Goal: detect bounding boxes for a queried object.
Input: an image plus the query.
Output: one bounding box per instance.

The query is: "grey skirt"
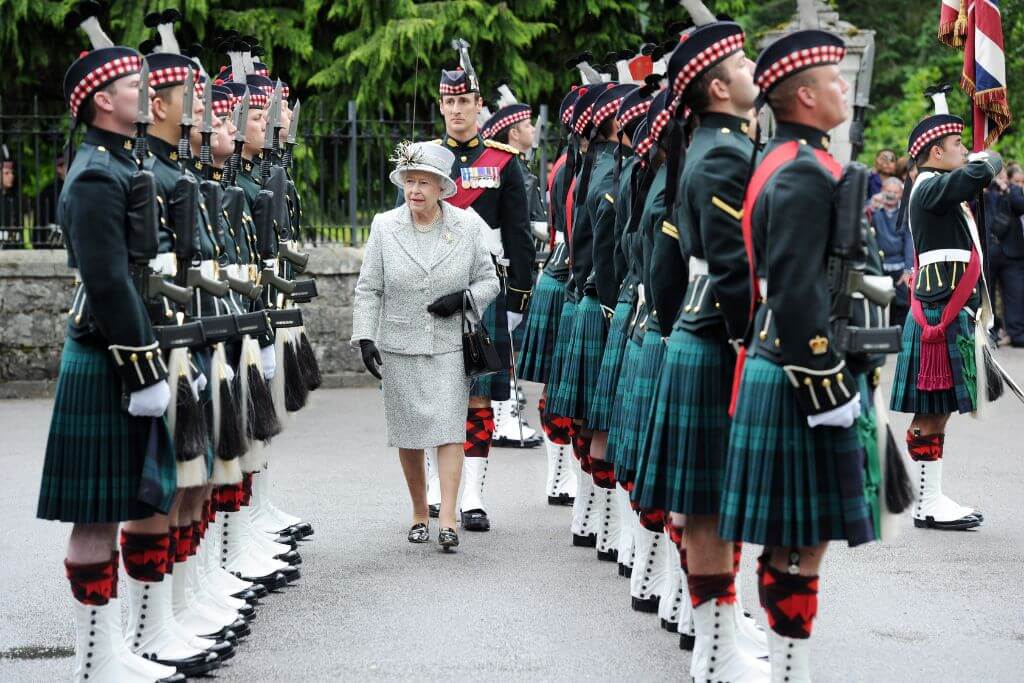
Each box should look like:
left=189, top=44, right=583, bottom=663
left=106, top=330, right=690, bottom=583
left=381, top=350, right=470, bottom=449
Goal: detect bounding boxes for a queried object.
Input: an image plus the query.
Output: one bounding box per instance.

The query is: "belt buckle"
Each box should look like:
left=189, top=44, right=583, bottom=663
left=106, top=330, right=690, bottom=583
left=249, top=264, right=258, bottom=282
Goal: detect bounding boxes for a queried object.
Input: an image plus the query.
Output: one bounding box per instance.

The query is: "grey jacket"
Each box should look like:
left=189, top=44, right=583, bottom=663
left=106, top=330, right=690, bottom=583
left=351, top=202, right=501, bottom=355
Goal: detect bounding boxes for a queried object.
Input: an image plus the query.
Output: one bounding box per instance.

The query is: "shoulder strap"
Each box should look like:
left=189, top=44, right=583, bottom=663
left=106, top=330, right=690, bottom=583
left=447, top=147, right=517, bottom=210
left=740, top=141, right=800, bottom=319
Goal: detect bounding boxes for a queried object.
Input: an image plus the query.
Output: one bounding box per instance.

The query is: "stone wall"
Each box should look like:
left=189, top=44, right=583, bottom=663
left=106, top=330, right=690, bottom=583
left=0, top=245, right=370, bottom=398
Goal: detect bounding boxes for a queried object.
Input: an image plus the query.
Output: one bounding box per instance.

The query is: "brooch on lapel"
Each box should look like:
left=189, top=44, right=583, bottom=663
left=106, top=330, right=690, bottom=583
left=444, top=231, right=453, bottom=242
left=461, top=166, right=501, bottom=188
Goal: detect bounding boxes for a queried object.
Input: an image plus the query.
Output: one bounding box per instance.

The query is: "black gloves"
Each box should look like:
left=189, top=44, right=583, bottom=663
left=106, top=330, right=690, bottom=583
left=359, top=339, right=382, bottom=379
left=427, top=291, right=465, bottom=318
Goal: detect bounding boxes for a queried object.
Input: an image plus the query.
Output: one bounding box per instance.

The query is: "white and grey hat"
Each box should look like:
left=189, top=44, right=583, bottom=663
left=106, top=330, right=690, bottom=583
left=389, top=141, right=458, bottom=199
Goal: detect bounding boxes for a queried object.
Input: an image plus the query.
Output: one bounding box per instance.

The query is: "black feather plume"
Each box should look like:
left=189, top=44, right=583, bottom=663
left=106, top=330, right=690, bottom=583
left=246, top=362, right=281, bottom=441
left=283, top=339, right=309, bottom=411
left=217, top=378, right=247, bottom=460
left=297, top=331, right=322, bottom=391
left=174, top=377, right=208, bottom=462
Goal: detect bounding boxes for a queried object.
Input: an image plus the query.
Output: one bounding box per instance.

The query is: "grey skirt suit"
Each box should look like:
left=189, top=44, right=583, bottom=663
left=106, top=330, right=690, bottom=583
left=351, top=203, right=500, bottom=448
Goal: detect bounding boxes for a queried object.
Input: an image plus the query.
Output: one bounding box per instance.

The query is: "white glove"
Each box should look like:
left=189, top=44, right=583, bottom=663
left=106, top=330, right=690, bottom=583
left=128, top=380, right=172, bottom=417
left=260, top=344, right=277, bottom=380
left=190, top=371, right=207, bottom=397
left=967, top=151, right=991, bottom=163
left=807, top=394, right=861, bottom=429
left=507, top=312, right=524, bottom=332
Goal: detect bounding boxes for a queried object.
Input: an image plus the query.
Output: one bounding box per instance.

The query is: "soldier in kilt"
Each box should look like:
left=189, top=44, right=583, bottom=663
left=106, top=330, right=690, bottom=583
left=889, top=102, right=1001, bottom=530
left=417, top=59, right=535, bottom=532
left=480, top=97, right=545, bottom=449
left=717, top=30, right=876, bottom=680
left=37, top=16, right=223, bottom=679
left=520, top=88, right=583, bottom=506
left=640, top=20, right=769, bottom=679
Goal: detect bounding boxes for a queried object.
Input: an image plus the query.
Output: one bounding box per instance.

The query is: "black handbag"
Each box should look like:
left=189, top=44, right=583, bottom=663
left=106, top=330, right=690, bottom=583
left=461, top=290, right=503, bottom=378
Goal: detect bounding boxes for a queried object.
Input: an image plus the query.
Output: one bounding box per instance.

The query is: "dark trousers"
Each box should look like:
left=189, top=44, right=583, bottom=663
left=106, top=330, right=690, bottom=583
left=990, top=250, right=1024, bottom=343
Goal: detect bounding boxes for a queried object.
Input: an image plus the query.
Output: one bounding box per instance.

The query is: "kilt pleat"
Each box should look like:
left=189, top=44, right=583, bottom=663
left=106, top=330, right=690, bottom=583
left=547, top=295, right=608, bottom=420
left=632, top=328, right=734, bottom=515
left=519, top=272, right=567, bottom=384
left=605, top=334, right=643, bottom=471
left=889, top=304, right=975, bottom=415
left=717, top=355, right=875, bottom=548
left=470, top=292, right=512, bottom=401
left=588, top=297, right=635, bottom=430
left=614, top=329, right=666, bottom=485
left=543, top=300, right=577, bottom=414
left=37, top=339, right=177, bottom=524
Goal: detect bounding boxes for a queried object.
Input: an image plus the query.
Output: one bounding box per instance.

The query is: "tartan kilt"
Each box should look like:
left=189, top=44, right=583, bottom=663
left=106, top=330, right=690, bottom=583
left=889, top=303, right=976, bottom=415
left=588, top=296, right=635, bottom=430
left=717, top=355, right=875, bottom=548
left=470, top=291, right=512, bottom=401
left=520, top=271, right=567, bottom=384
left=546, top=295, right=608, bottom=420
left=614, top=329, right=666, bottom=486
left=604, top=333, right=643, bottom=471
left=37, top=339, right=177, bottom=524
left=543, top=300, right=577, bottom=414
left=632, top=328, right=734, bottom=515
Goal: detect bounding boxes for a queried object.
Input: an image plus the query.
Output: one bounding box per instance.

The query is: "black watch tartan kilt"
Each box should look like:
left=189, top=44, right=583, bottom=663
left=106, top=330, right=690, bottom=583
left=632, top=326, right=734, bottom=515
left=618, top=328, right=667, bottom=489
left=37, top=339, right=177, bottom=524
left=604, top=332, right=643, bottom=474
left=519, top=271, right=567, bottom=384
left=589, top=281, right=637, bottom=431
left=470, top=291, right=512, bottom=402
left=543, top=299, right=578, bottom=413
left=546, top=294, right=608, bottom=420
left=717, top=354, right=875, bottom=548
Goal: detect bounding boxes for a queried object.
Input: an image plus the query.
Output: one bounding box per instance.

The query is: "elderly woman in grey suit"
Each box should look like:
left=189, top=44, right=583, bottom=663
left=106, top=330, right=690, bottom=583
left=351, top=141, right=500, bottom=549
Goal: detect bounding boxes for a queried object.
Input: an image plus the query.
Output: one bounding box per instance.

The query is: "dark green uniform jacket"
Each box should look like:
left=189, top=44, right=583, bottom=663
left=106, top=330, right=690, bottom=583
left=63, top=126, right=167, bottom=391
left=593, top=151, right=635, bottom=310
left=543, top=156, right=572, bottom=281
left=637, top=163, right=668, bottom=335
left=650, top=113, right=751, bottom=339
left=569, top=140, right=617, bottom=300
left=909, top=157, right=1000, bottom=306
left=748, top=122, right=855, bottom=416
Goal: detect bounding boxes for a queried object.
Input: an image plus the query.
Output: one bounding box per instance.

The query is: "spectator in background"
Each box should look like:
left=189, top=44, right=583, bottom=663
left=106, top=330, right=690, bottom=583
left=868, top=148, right=897, bottom=198
left=1, top=144, right=25, bottom=248
left=37, top=149, right=68, bottom=227
left=894, top=154, right=910, bottom=182
left=872, top=175, right=914, bottom=327
left=985, top=161, right=1024, bottom=347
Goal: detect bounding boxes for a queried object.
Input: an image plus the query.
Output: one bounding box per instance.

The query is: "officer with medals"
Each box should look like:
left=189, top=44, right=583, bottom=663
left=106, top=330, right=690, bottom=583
left=420, top=43, right=535, bottom=533
left=717, top=30, right=875, bottom=680
left=641, top=17, right=769, bottom=681
left=37, top=5, right=222, bottom=680
left=519, top=87, right=583, bottom=508
left=480, top=93, right=544, bottom=449
left=889, top=93, right=1001, bottom=531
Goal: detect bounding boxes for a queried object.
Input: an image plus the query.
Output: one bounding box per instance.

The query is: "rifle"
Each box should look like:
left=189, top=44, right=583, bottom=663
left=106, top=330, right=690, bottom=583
left=828, top=162, right=901, bottom=357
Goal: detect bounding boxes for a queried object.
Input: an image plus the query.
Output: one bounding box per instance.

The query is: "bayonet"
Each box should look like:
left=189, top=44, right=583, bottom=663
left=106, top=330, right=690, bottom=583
left=848, top=35, right=875, bottom=160
left=225, top=95, right=248, bottom=186
left=133, top=59, right=152, bottom=167
left=199, top=79, right=213, bottom=168
left=270, top=79, right=284, bottom=155
left=178, top=67, right=194, bottom=167
left=260, top=88, right=279, bottom=184
left=281, top=99, right=300, bottom=170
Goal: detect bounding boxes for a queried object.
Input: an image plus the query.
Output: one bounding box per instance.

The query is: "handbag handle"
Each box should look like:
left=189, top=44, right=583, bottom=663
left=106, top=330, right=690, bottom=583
left=460, top=289, right=478, bottom=335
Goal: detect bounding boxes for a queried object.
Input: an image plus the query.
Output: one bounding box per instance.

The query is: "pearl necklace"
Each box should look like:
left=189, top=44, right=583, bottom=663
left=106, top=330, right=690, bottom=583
left=413, top=206, right=442, bottom=233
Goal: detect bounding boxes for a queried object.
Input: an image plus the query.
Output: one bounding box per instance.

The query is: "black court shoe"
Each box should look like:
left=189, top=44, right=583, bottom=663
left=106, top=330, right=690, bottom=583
left=439, top=527, right=460, bottom=550
left=408, top=523, right=429, bottom=543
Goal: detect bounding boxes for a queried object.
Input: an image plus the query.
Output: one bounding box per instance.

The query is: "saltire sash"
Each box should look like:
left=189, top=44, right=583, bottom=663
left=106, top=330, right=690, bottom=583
left=447, top=147, right=516, bottom=210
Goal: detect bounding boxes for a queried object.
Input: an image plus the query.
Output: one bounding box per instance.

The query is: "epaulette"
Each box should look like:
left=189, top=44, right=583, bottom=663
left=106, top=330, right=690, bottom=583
left=483, top=139, right=518, bottom=155
left=430, top=138, right=442, bottom=145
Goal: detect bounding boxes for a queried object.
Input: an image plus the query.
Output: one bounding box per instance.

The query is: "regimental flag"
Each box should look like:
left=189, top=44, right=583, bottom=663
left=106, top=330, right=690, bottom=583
left=938, top=1, right=1011, bottom=150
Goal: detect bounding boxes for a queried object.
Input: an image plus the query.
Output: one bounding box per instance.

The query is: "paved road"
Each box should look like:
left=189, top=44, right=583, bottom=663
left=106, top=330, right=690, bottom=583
left=2, top=349, right=1024, bottom=682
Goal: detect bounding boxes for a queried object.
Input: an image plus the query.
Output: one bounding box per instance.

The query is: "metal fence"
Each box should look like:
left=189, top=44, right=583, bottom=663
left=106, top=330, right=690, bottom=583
left=0, top=100, right=557, bottom=249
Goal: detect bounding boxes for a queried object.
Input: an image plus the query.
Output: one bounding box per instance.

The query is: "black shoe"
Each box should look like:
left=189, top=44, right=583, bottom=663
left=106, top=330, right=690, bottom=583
left=156, top=672, right=186, bottom=683
left=280, top=565, right=301, bottom=583
left=204, top=638, right=235, bottom=662
left=274, top=549, right=302, bottom=565
left=237, top=603, right=256, bottom=621
left=428, top=504, right=440, bottom=519
left=272, top=533, right=299, bottom=549
left=660, top=618, right=678, bottom=632
left=439, top=527, right=460, bottom=550
left=913, top=513, right=983, bottom=530
left=618, top=563, right=632, bottom=578
left=678, top=631, right=696, bottom=651
left=547, top=494, right=575, bottom=506
left=461, top=508, right=491, bottom=532
left=572, top=533, right=597, bottom=547
left=408, top=522, right=430, bottom=543
left=278, top=522, right=314, bottom=539
left=233, top=587, right=262, bottom=604
left=235, top=569, right=288, bottom=591
left=203, top=618, right=249, bottom=641
left=149, top=650, right=220, bottom=676
left=597, top=548, right=618, bottom=562
left=631, top=595, right=659, bottom=613
left=492, top=433, right=543, bottom=448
